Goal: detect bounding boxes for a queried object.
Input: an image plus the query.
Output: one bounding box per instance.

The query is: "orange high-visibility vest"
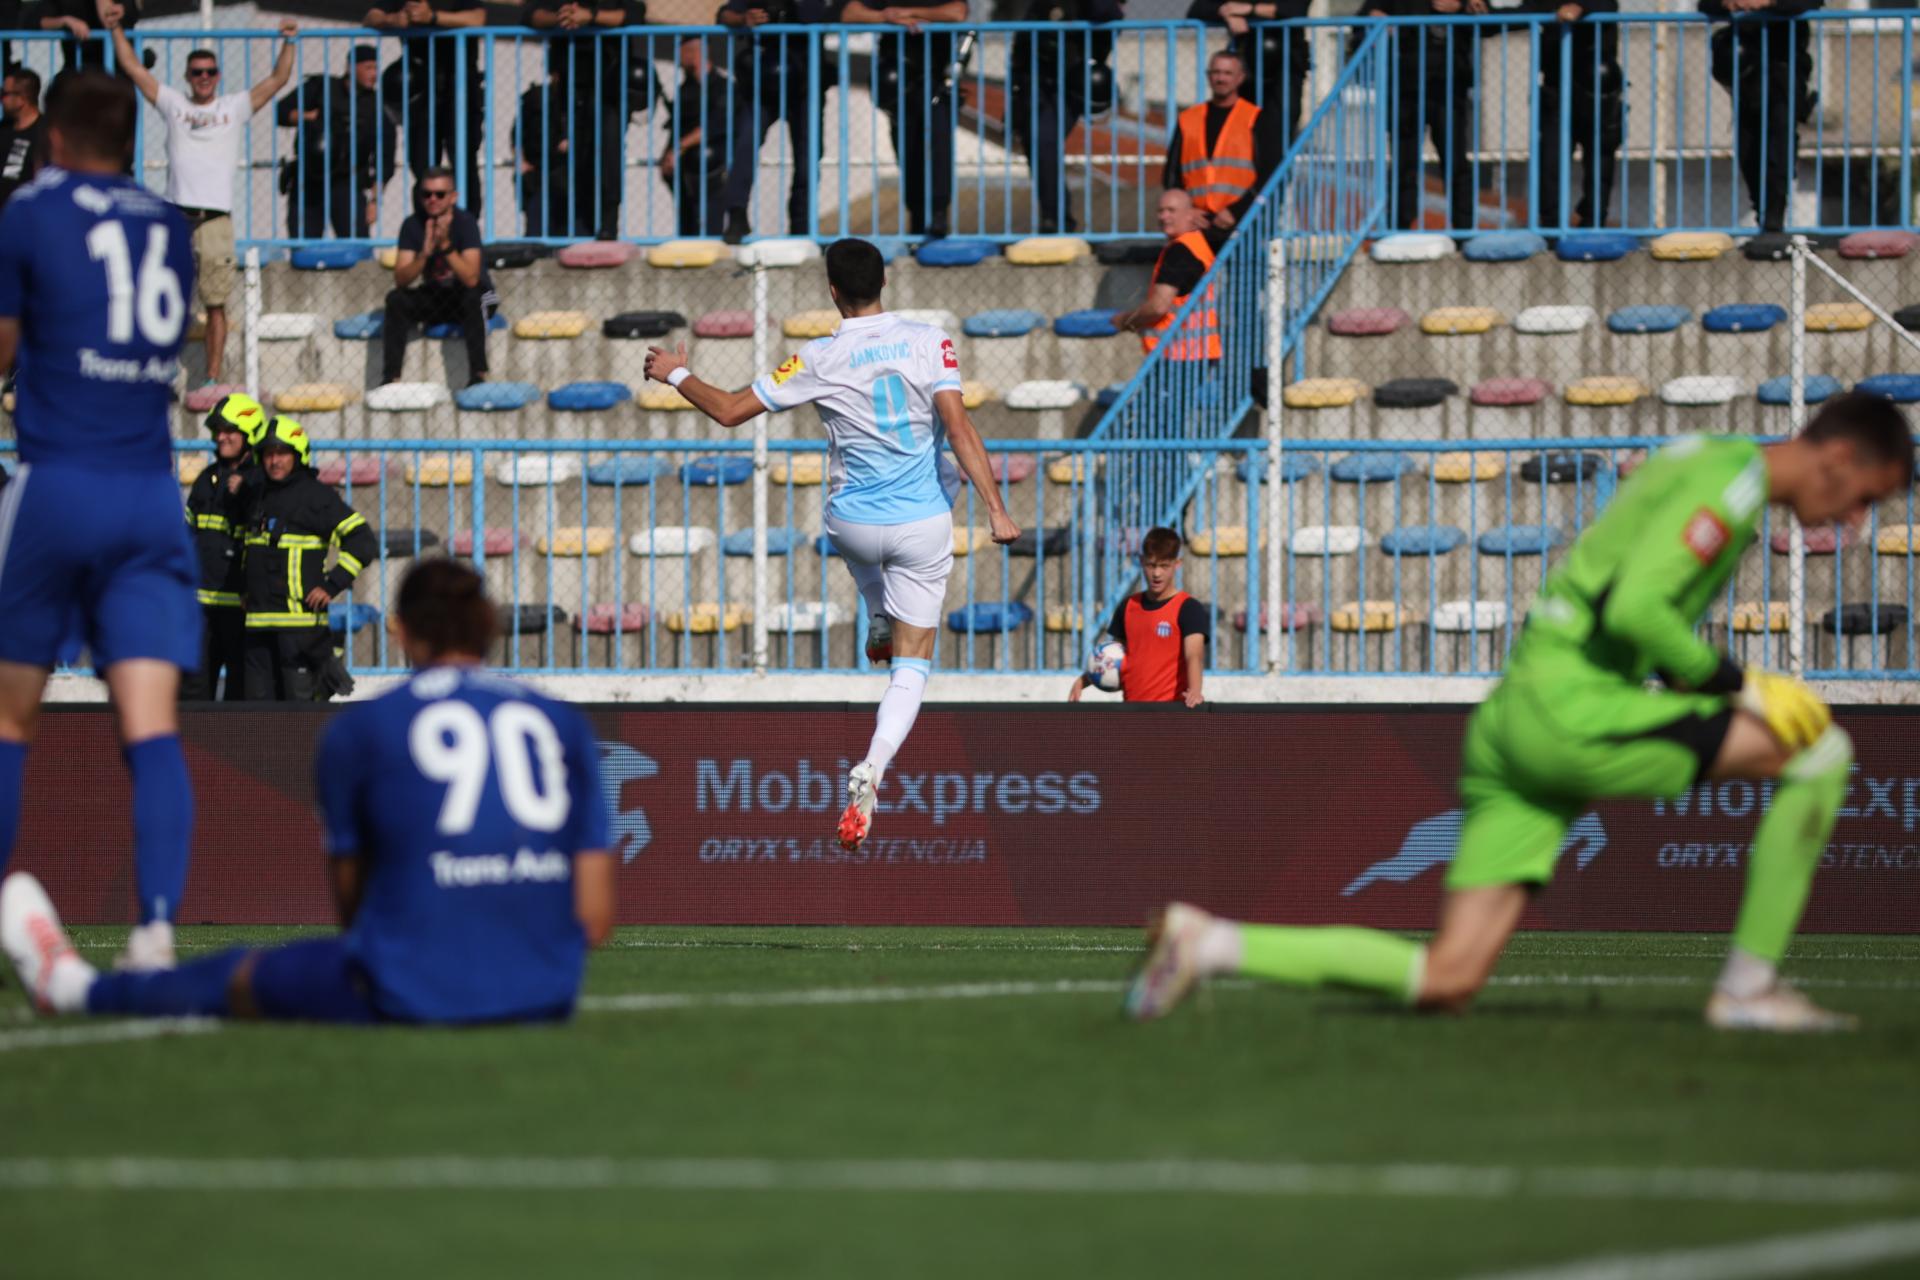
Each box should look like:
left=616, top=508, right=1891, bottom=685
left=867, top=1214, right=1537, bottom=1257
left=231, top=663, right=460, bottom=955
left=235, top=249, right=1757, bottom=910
left=1143, top=231, right=1222, bottom=361
left=1175, top=98, right=1260, bottom=214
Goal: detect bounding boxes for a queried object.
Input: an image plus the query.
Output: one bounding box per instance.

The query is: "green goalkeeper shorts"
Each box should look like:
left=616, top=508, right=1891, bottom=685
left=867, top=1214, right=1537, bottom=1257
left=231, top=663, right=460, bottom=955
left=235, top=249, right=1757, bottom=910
left=1447, top=666, right=1733, bottom=891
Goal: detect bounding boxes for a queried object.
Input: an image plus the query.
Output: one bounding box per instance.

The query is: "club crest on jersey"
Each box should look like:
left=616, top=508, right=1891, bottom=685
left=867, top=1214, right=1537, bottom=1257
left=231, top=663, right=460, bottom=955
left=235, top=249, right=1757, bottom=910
left=771, top=355, right=804, bottom=386
left=1683, top=507, right=1729, bottom=564
left=941, top=338, right=959, bottom=370
left=1155, top=621, right=1172, bottom=639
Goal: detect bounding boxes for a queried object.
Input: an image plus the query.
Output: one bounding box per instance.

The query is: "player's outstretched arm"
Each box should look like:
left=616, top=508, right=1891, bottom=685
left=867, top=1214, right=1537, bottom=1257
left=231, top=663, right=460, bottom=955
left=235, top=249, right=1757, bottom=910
left=643, top=342, right=766, bottom=429
left=574, top=851, right=616, bottom=947
left=249, top=23, right=301, bottom=115
left=934, top=389, right=1020, bottom=544
left=103, top=12, right=162, bottom=106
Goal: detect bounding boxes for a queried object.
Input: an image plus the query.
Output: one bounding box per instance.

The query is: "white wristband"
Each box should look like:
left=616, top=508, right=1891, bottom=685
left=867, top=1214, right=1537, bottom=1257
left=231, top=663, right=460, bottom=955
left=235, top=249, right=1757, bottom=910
left=666, top=367, right=692, bottom=389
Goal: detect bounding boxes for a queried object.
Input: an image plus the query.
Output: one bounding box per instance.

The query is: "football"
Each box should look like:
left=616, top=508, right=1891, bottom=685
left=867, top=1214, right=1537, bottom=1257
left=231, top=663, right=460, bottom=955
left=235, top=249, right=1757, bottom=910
left=1086, top=637, right=1126, bottom=692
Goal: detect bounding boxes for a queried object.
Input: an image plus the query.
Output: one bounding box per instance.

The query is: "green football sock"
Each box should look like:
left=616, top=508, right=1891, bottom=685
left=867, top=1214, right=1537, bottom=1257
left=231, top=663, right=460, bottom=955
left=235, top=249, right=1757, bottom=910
left=1236, top=925, right=1425, bottom=1003
left=1732, top=726, right=1853, bottom=964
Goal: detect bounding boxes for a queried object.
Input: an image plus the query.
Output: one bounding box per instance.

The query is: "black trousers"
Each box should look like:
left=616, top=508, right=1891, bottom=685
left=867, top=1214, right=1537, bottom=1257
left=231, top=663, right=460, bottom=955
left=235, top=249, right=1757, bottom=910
left=1711, top=26, right=1813, bottom=233
left=882, top=87, right=956, bottom=237
left=383, top=286, right=492, bottom=385
left=722, top=72, right=824, bottom=235
left=241, top=628, right=331, bottom=702
left=1247, top=30, right=1310, bottom=151
left=180, top=606, right=246, bottom=702
left=1010, top=84, right=1079, bottom=234
left=285, top=169, right=371, bottom=239
left=1389, top=34, right=1476, bottom=231
left=678, top=170, right=728, bottom=236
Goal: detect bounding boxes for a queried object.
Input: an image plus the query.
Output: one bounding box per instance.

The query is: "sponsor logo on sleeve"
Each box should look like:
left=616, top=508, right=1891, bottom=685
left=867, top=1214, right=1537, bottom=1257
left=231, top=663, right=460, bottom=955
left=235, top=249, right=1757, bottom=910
left=1683, top=507, right=1730, bottom=564
left=770, top=354, right=804, bottom=387
left=940, top=338, right=959, bottom=370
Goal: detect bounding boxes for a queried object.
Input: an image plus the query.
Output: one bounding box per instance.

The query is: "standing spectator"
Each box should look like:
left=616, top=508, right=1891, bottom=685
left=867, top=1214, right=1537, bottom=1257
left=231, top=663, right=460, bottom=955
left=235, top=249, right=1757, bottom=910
left=0, top=65, right=49, bottom=206
left=1703, top=0, right=1820, bottom=234
left=1010, top=0, right=1121, bottom=236
left=525, top=0, right=643, bottom=240
left=1532, top=0, right=1624, bottom=230
left=1067, top=528, right=1207, bottom=705
left=1112, top=188, right=1224, bottom=363
left=182, top=393, right=265, bottom=702
left=1370, top=0, right=1482, bottom=230
left=365, top=0, right=486, bottom=218
left=717, top=0, right=833, bottom=243
left=844, top=0, right=968, bottom=240
left=513, top=71, right=578, bottom=236
left=383, top=164, right=497, bottom=388
left=106, top=12, right=297, bottom=390
left=1162, top=50, right=1281, bottom=232
left=1190, top=0, right=1310, bottom=151
left=39, top=0, right=130, bottom=75
left=276, top=45, right=397, bottom=239
left=664, top=34, right=732, bottom=237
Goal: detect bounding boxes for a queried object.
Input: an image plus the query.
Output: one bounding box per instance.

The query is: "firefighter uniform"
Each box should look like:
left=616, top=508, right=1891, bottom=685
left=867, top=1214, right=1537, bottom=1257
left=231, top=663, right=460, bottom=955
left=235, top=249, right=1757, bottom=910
left=181, top=393, right=266, bottom=701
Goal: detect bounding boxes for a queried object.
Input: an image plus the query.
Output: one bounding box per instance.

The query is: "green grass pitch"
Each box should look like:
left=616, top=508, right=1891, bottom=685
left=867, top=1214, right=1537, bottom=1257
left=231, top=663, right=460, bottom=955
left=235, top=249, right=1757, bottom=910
left=2, top=927, right=1917, bottom=1279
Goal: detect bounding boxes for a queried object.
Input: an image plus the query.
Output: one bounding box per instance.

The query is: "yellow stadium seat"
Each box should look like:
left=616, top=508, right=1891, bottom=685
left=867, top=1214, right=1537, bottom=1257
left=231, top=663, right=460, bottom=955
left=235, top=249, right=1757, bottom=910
left=1731, top=601, right=1791, bottom=633
left=636, top=384, right=693, bottom=411
left=784, top=309, right=840, bottom=339
left=375, top=246, right=399, bottom=269
left=405, top=454, right=474, bottom=486
left=646, top=240, right=729, bottom=269
left=513, top=311, right=591, bottom=339
left=952, top=525, right=990, bottom=556
left=536, top=527, right=615, bottom=556
left=273, top=383, right=357, bottom=413
left=1432, top=451, right=1506, bottom=482
left=1804, top=303, right=1873, bottom=333
left=1565, top=376, right=1649, bottom=406
left=1875, top=524, right=1920, bottom=555
left=1187, top=526, right=1264, bottom=557
left=1047, top=456, right=1093, bottom=485
left=961, top=380, right=994, bottom=409
left=1649, top=232, right=1734, bottom=261
left=1045, top=606, right=1084, bottom=632
left=1282, top=378, right=1366, bottom=409
left=771, top=454, right=825, bottom=485
left=1332, top=600, right=1405, bottom=632
left=666, top=603, right=750, bottom=633
left=1004, top=236, right=1092, bottom=265
left=1420, top=307, right=1504, bottom=336
left=176, top=452, right=211, bottom=485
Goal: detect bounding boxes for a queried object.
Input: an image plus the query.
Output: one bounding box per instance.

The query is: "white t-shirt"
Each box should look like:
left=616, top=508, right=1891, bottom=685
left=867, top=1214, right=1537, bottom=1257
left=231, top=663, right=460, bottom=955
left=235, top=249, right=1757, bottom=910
left=751, top=311, right=965, bottom=526
left=153, top=86, right=253, bottom=212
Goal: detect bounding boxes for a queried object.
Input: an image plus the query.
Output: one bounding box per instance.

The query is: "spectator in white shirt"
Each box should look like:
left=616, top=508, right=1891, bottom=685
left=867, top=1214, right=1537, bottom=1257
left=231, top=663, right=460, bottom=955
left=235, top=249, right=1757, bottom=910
left=103, top=9, right=297, bottom=388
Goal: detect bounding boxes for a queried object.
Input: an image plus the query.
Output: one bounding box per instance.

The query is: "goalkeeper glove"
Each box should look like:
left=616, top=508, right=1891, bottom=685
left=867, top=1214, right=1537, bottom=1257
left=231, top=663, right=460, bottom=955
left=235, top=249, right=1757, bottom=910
left=1737, top=668, right=1832, bottom=753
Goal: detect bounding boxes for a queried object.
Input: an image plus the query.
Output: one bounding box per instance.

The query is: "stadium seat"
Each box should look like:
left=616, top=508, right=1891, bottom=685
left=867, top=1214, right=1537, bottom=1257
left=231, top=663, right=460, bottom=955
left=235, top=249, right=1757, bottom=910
left=1564, top=376, right=1647, bottom=406
left=587, top=456, right=671, bottom=486
left=498, top=604, right=564, bottom=635
left=1008, top=526, right=1072, bottom=557
left=945, top=601, right=1034, bottom=633
left=1431, top=450, right=1506, bottom=480
left=1660, top=376, right=1742, bottom=406
left=952, top=526, right=992, bottom=556
left=493, top=454, right=583, bottom=486
left=1895, top=304, right=1920, bottom=332
left=404, top=453, right=473, bottom=486
left=1420, top=307, right=1503, bottom=336
left=548, top=381, right=631, bottom=411
left=1769, top=524, right=1853, bottom=554
left=316, top=456, right=389, bottom=486
left=815, top=532, right=842, bottom=557
left=1520, top=450, right=1610, bottom=483
left=1477, top=524, right=1564, bottom=555
left=1095, top=383, right=1127, bottom=408
left=1821, top=603, right=1909, bottom=670
left=1053, top=309, right=1119, bottom=338
left=1837, top=230, right=1917, bottom=260
left=424, top=313, right=508, bottom=339
left=334, top=311, right=383, bottom=340
left=1512, top=305, right=1594, bottom=334
left=1856, top=373, right=1920, bottom=403
left=1370, top=233, right=1453, bottom=263
left=1236, top=454, right=1324, bottom=484
left=1469, top=377, right=1550, bottom=407
left=375, top=246, right=399, bottom=269
left=367, top=382, right=450, bottom=411
left=1554, top=232, right=1637, bottom=262
left=1381, top=524, right=1465, bottom=556
left=961, top=381, right=994, bottom=409
left=1431, top=599, right=1508, bottom=632
left=1462, top=230, right=1546, bottom=262
left=1331, top=452, right=1416, bottom=483
left=1649, top=231, right=1733, bottom=261
left=513, top=311, right=590, bottom=339
left=1232, top=603, right=1323, bottom=632
left=1327, top=307, right=1409, bottom=337
left=1702, top=303, right=1786, bottom=334
left=785, top=309, right=840, bottom=338
left=693, top=309, right=755, bottom=338
left=575, top=602, right=652, bottom=633
left=328, top=602, right=382, bottom=633
left=1006, top=380, right=1083, bottom=410
left=1757, top=374, right=1842, bottom=405
left=896, top=309, right=961, bottom=333
left=1005, top=237, right=1090, bottom=265
left=603, top=311, right=687, bottom=339
left=1608, top=305, right=1690, bottom=334
left=1876, top=525, right=1920, bottom=555
left=1046, top=456, right=1093, bottom=485
left=915, top=239, right=998, bottom=267
left=1290, top=525, right=1366, bottom=555
left=1282, top=377, right=1366, bottom=408
left=629, top=526, right=717, bottom=556
left=721, top=528, right=796, bottom=556
left=174, top=452, right=210, bottom=485
left=448, top=528, right=526, bottom=555
left=766, top=600, right=847, bottom=632
left=534, top=526, right=612, bottom=556
left=636, top=384, right=693, bottom=411
left=1731, top=601, right=1790, bottom=632
left=257, top=313, right=321, bottom=341
left=734, top=238, right=819, bottom=268
left=986, top=453, right=1040, bottom=483
left=1805, top=303, right=1873, bottom=333
left=1093, top=240, right=1163, bottom=266
left=770, top=454, right=826, bottom=485
left=681, top=455, right=755, bottom=486
left=1743, top=232, right=1793, bottom=262
left=1331, top=600, right=1404, bottom=630
left=183, top=383, right=242, bottom=415
left=964, top=309, right=1046, bottom=338
left=1373, top=378, right=1456, bottom=409
left=454, top=381, right=541, bottom=412
left=480, top=242, right=549, bottom=270
left=555, top=241, right=635, bottom=269
left=274, top=383, right=357, bottom=412
left=291, top=244, right=369, bottom=271
left=1187, top=526, right=1261, bottom=557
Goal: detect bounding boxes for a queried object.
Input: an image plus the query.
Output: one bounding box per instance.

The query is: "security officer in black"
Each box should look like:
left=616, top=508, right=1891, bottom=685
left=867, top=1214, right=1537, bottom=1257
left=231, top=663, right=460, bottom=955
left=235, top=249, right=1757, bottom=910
left=276, top=45, right=399, bottom=239
left=1530, top=0, right=1625, bottom=232
left=1701, top=0, right=1820, bottom=235
left=716, top=0, right=834, bottom=242
left=1368, top=0, right=1483, bottom=230
left=845, top=0, right=969, bottom=239
left=239, top=418, right=378, bottom=702
left=1011, top=0, right=1121, bottom=235
left=181, top=393, right=266, bottom=701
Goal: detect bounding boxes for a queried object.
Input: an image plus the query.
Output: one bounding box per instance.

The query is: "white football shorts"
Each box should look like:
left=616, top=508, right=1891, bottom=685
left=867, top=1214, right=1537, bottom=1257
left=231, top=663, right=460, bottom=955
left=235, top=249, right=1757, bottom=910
left=824, top=510, right=955, bottom=630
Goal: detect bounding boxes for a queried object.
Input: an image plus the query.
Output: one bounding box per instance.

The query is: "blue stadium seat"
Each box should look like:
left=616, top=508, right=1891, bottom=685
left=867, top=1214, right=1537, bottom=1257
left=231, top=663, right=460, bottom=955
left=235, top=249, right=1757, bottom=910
left=722, top=527, right=796, bottom=556
left=964, top=309, right=1046, bottom=338
left=682, top=455, right=755, bottom=486
left=455, top=381, right=541, bottom=411
left=1757, top=374, right=1842, bottom=405
left=548, top=381, right=632, bottom=411
left=1856, top=374, right=1920, bottom=404
left=334, top=311, right=384, bottom=340
left=1236, top=454, right=1324, bottom=484
left=946, top=601, right=1035, bottom=633
left=1608, top=305, right=1690, bottom=334
left=291, top=244, right=370, bottom=271
left=1462, top=231, right=1546, bottom=262
left=1095, top=382, right=1128, bottom=408
left=816, top=533, right=841, bottom=557
left=915, top=239, right=998, bottom=267
left=1555, top=233, right=1638, bottom=262
left=1702, top=303, right=1786, bottom=334
left=425, top=313, right=509, bottom=339
left=1054, top=309, right=1120, bottom=338
left=1331, top=451, right=1416, bottom=483
left=328, top=602, right=383, bottom=633
left=867, top=237, right=912, bottom=264
left=1380, top=524, right=1466, bottom=556
left=587, top=457, right=671, bottom=486
left=1477, top=524, right=1565, bottom=556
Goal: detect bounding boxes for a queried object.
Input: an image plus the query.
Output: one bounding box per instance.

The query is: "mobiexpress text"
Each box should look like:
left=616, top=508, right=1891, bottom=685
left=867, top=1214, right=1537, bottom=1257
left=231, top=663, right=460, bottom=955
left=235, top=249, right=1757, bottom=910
left=696, top=758, right=1101, bottom=826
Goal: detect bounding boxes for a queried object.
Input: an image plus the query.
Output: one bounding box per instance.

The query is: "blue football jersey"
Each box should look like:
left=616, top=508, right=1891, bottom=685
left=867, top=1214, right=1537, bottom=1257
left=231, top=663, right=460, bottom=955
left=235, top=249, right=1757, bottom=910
left=315, top=666, right=612, bottom=1024
left=0, top=168, right=196, bottom=471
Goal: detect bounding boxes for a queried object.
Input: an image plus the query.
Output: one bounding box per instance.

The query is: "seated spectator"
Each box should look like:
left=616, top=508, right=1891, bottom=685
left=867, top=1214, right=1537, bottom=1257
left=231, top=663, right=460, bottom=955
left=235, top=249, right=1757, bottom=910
left=663, top=34, right=731, bottom=237
left=1112, top=189, right=1225, bottom=365
left=276, top=45, right=396, bottom=238
left=382, top=165, right=498, bottom=388
left=1702, top=0, right=1819, bottom=233
left=0, top=65, right=49, bottom=206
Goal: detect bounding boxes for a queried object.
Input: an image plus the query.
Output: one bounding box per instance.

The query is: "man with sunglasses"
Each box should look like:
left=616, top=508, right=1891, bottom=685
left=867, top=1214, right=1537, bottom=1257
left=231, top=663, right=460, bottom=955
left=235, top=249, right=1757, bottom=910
left=382, top=164, right=496, bottom=389
left=0, top=67, right=49, bottom=208
left=107, top=11, right=298, bottom=389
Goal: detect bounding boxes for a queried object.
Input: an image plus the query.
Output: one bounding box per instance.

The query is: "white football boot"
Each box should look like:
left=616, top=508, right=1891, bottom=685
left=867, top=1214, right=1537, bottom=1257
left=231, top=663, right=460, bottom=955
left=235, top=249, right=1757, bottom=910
left=1, top=872, right=95, bottom=1014
left=1123, top=902, right=1215, bottom=1021
left=1706, top=984, right=1858, bottom=1033
left=115, top=920, right=176, bottom=973
left=838, top=762, right=879, bottom=853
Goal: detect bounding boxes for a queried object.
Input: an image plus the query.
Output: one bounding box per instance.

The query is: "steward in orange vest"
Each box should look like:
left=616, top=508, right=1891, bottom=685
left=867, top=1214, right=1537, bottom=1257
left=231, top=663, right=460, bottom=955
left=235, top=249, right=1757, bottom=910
left=1161, top=49, right=1281, bottom=229
left=1113, top=188, right=1226, bottom=362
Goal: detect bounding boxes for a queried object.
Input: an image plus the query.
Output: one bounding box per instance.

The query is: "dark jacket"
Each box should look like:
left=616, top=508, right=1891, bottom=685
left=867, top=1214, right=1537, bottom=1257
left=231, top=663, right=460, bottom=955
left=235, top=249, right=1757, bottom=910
left=185, top=455, right=260, bottom=608
left=276, top=73, right=397, bottom=185
left=239, top=467, right=376, bottom=630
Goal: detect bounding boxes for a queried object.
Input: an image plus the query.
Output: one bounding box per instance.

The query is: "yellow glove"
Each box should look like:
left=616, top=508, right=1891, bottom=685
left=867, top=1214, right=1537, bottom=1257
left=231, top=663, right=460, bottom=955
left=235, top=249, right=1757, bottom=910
left=1737, top=668, right=1832, bottom=752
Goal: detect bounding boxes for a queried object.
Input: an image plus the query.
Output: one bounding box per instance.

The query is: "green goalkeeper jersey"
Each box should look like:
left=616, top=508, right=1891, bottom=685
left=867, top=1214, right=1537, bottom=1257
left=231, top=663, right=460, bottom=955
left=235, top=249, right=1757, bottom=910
left=1509, top=435, right=1768, bottom=688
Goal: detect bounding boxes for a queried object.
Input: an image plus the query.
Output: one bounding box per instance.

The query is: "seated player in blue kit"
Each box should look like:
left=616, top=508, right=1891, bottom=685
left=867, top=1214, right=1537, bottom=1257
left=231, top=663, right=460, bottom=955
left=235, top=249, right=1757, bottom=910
left=2, top=560, right=617, bottom=1025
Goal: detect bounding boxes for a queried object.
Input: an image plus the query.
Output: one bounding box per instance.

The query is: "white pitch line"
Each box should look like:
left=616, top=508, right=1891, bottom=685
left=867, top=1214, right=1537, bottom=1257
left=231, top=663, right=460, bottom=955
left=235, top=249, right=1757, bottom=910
left=580, top=978, right=1124, bottom=1012
left=0, top=1157, right=1911, bottom=1206
left=0, top=1018, right=219, bottom=1055
left=1464, top=1217, right=1920, bottom=1280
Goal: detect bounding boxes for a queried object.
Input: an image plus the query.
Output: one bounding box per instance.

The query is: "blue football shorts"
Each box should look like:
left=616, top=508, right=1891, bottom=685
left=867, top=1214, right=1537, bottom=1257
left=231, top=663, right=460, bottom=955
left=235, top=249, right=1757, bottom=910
left=249, top=937, right=381, bottom=1024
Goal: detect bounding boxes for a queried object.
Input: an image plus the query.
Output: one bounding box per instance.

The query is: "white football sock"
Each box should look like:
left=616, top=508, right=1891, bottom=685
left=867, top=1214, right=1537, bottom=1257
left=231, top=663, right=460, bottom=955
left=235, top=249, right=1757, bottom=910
left=47, top=955, right=97, bottom=1015
left=863, top=658, right=931, bottom=777
left=1715, top=946, right=1778, bottom=1000
left=1195, top=920, right=1244, bottom=975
